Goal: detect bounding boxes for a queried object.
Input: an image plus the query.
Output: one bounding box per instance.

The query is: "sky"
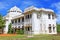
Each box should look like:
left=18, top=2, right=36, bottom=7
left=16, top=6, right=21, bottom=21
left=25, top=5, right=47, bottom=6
left=0, top=0, right=60, bottom=23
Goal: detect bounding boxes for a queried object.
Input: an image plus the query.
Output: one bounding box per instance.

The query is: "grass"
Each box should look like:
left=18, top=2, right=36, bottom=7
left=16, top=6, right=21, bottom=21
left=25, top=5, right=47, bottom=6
left=0, top=34, right=60, bottom=40
left=25, top=34, right=60, bottom=40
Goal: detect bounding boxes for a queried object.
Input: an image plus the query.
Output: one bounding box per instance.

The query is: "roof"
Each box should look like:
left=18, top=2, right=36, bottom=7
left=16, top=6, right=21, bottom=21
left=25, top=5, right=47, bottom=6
left=12, top=14, right=24, bottom=20
left=8, top=6, right=22, bottom=13
left=24, top=6, right=54, bottom=13
left=4, top=6, right=56, bottom=20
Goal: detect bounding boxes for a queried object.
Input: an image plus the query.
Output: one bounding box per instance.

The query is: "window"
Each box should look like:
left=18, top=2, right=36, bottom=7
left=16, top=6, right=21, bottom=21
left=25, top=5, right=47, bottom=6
left=48, top=24, right=52, bottom=33
left=49, top=24, right=51, bottom=27
left=22, top=17, right=24, bottom=22
left=52, top=14, right=54, bottom=19
left=27, top=27, right=30, bottom=31
left=26, top=15, right=29, bottom=19
left=28, top=15, right=29, bottom=18
left=48, top=27, right=51, bottom=33
left=53, top=24, right=55, bottom=32
left=15, top=19, right=17, bottom=23
left=11, top=20, right=14, bottom=24
left=30, top=14, right=32, bottom=18
left=18, top=26, right=20, bottom=28
left=18, top=18, right=20, bottom=23
left=37, top=14, right=41, bottom=19
left=17, top=11, right=21, bottom=13
left=25, top=15, right=27, bottom=19
left=53, top=27, right=55, bottom=32
left=48, top=14, right=51, bottom=19
left=10, top=11, right=16, bottom=12
left=25, top=14, right=32, bottom=19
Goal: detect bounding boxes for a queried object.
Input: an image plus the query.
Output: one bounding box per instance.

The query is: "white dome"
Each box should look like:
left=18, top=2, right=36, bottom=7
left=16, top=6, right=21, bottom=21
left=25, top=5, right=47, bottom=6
left=8, top=6, right=22, bottom=13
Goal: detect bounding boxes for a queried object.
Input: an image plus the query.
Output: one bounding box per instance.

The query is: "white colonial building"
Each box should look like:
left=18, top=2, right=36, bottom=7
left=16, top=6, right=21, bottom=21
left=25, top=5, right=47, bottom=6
left=3, top=6, right=57, bottom=35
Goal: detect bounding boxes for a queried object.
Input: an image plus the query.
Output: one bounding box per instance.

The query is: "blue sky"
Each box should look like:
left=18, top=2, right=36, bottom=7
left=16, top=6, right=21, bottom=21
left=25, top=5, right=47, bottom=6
left=0, top=0, right=60, bottom=23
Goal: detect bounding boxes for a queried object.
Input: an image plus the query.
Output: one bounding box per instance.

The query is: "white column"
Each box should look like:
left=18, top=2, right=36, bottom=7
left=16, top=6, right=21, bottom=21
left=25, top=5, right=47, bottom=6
left=55, top=27, right=57, bottom=34
left=51, top=26, right=53, bottom=34
left=14, top=20, right=15, bottom=28
left=17, top=19, right=18, bottom=28
left=4, top=18, right=11, bottom=34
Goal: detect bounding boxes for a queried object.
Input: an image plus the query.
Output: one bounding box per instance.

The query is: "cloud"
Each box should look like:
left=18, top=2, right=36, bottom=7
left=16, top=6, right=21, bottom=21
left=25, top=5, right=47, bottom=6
left=51, top=2, right=60, bottom=24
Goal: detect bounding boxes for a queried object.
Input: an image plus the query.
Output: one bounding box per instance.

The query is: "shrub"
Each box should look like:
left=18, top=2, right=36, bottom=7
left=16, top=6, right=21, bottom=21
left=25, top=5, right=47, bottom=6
left=57, top=24, right=60, bottom=33
left=16, top=29, right=24, bottom=34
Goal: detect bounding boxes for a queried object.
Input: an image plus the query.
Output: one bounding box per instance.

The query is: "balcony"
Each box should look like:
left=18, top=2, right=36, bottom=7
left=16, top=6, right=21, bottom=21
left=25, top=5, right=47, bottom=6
left=24, top=18, right=32, bottom=26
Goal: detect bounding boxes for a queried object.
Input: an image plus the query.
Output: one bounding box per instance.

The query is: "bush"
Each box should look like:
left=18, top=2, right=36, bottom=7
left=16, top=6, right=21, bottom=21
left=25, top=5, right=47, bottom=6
left=20, top=29, right=24, bottom=34
left=16, top=29, right=24, bottom=34
left=57, top=24, right=60, bottom=33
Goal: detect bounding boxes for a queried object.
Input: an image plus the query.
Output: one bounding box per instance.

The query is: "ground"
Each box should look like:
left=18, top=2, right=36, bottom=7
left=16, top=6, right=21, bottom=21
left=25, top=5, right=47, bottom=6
left=0, top=34, right=60, bottom=40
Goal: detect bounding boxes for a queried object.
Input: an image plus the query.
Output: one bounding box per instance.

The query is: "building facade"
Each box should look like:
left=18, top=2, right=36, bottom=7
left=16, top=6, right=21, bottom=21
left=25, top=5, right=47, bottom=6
left=3, top=6, right=57, bottom=35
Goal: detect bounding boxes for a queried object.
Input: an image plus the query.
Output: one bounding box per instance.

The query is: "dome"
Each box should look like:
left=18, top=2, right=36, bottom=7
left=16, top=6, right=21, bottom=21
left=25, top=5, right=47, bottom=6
left=8, top=6, right=22, bottom=13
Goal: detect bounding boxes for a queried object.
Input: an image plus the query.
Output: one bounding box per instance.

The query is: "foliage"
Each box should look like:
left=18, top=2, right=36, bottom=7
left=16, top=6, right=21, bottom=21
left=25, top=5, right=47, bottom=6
left=8, top=23, right=13, bottom=34
left=57, top=24, right=60, bottom=32
left=0, top=15, right=5, bottom=28
left=19, top=29, right=24, bottom=34
left=16, top=29, right=20, bottom=34
left=16, top=29, right=24, bottom=34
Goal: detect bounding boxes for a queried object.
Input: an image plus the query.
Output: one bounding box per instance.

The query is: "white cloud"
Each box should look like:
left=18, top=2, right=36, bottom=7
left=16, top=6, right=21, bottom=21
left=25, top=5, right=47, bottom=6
left=51, top=2, right=60, bottom=23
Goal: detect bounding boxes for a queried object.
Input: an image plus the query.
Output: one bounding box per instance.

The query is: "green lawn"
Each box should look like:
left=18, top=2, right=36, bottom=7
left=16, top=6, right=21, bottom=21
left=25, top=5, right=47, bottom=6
left=0, top=34, right=60, bottom=40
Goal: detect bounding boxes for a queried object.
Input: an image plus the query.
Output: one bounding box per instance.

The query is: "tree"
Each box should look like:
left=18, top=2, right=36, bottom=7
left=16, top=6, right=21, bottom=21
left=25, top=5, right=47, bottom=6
left=8, top=23, right=13, bottom=34
left=0, top=15, right=5, bottom=28
left=57, top=24, right=60, bottom=32
left=0, top=14, right=5, bottom=33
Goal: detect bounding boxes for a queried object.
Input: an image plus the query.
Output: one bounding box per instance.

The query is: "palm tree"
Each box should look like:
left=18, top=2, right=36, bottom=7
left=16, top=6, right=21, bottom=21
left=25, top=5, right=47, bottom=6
left=0, top=14, right=5, bottom=33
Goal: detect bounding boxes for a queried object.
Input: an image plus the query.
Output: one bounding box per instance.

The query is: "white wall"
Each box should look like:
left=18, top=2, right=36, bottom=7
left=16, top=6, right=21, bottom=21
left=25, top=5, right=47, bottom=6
left=32, top=11, right=57, bottom=34
left=32, top=12, right=40, bottom=34
left=41, top=12, right=57, bottom=34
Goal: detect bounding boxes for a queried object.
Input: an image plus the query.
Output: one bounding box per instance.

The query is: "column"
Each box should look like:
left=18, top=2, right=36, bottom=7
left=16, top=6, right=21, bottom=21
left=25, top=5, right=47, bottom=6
left=55, top=27, right=57, bottom=34
left=17, top=19, right=18, bottom=28
left=51, top=26, right=53, bottom=34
